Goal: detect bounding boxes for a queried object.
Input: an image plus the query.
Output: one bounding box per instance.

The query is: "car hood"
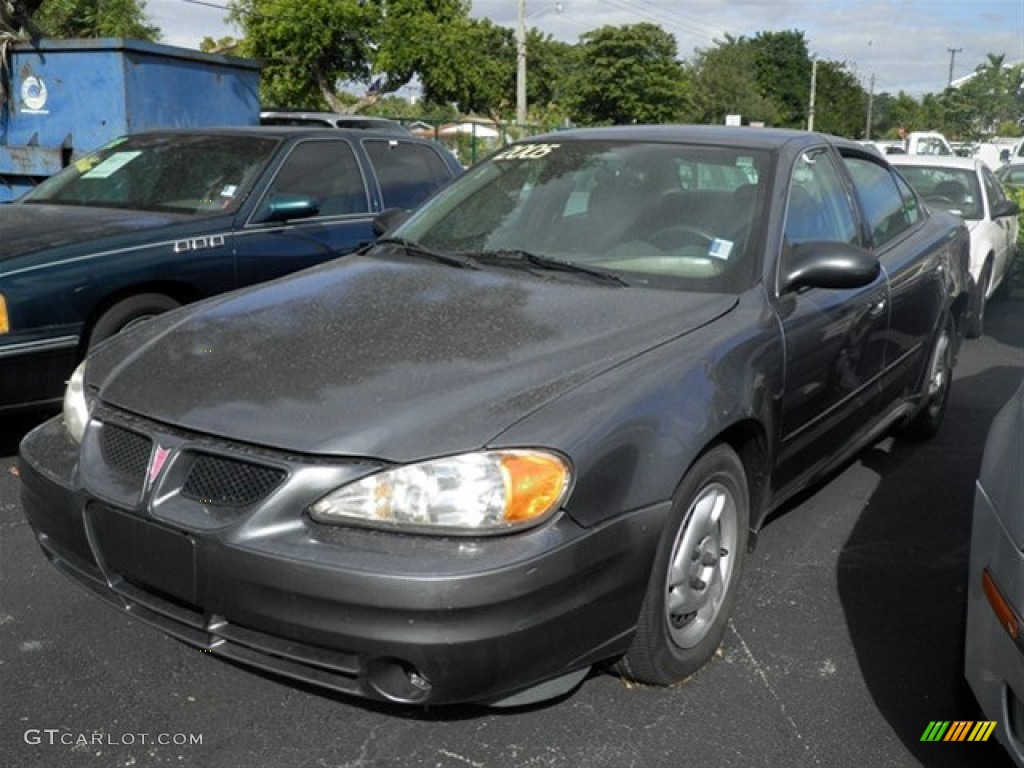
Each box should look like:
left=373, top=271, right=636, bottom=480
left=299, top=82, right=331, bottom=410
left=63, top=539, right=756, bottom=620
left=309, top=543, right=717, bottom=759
left=0, top=204, right=192, bottom=261
left=89, top=254, right=738, bottom=461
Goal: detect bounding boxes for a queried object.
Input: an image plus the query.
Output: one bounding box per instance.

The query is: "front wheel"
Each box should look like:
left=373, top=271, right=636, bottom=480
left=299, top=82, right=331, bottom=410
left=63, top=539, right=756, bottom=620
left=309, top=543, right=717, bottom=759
left=617, top=444, right=750, bottom=685
left=967, top=260, right=992, bottom=339
left=87, top=294, right=182, bottom=350
left=902, top=316, right=954, bottom=439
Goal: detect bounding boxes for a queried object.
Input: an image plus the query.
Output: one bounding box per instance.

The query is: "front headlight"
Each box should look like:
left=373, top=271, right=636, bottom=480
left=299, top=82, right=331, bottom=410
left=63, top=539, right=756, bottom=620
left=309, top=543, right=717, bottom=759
left=309, top=450, right=571, bottom=534
left=62, top=361, right=91, bottom=443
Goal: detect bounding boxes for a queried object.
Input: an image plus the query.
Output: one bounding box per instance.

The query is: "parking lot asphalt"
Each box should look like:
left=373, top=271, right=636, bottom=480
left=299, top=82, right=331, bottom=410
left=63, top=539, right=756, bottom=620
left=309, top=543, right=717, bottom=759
left=2, top=295, right=1021, bottom=768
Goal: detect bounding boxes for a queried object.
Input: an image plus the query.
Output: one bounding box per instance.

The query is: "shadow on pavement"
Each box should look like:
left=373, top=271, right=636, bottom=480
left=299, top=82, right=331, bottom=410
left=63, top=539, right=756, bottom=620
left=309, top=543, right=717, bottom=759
left=837, top=347, right=1021, bottom=766
left=985, top=291, right=1024, bottom=349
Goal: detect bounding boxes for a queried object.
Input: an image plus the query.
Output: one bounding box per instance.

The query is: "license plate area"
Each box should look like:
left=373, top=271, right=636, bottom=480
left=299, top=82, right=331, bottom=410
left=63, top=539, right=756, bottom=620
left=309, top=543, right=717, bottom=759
left=87, top=504, right=198, bottom=605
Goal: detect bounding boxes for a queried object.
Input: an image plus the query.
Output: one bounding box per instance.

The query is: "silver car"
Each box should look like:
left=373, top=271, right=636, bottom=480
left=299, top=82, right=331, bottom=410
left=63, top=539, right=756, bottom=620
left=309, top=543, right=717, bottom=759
left=965, top=379, right=1024, bottom=764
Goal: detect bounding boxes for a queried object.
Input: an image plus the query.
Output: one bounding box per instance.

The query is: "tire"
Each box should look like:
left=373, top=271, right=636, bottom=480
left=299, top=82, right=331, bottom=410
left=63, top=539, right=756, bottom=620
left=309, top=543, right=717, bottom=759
left=617, top=444, right=750, bottom=685
left=88, top=294, right=181, bottom=349
left=902, top=315, right=954, bottom=440
left=967, top=260, right=992, bottom=339
left=992, top=254, right=1015, bottom=301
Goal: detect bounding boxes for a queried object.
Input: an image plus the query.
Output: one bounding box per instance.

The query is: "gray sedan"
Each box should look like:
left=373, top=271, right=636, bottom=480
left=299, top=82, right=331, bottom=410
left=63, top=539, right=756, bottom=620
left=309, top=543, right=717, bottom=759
left=20, top=126, right=971, bottom=707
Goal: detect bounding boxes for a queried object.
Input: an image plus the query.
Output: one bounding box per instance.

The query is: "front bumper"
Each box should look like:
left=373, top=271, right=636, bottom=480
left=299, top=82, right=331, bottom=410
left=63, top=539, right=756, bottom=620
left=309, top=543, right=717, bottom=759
left=965, top=481, right=1024, bottom=765
left=19, top=412, right=668, bottom=706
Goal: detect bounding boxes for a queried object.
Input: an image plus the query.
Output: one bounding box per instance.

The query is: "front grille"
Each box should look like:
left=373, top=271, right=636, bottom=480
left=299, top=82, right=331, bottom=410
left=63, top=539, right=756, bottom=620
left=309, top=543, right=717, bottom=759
left=100, top=424, right=152, bottom=481
left=181, top=454, right=286, bottom=507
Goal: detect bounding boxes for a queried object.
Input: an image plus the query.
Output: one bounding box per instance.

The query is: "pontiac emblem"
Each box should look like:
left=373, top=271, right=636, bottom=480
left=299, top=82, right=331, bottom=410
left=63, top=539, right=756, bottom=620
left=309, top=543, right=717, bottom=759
left=146, top=445, right=172, bottom=490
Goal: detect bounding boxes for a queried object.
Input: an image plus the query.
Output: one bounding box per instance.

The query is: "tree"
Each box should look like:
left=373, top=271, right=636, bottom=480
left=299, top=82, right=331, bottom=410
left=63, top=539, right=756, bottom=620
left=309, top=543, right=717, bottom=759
left=411, top=16, right=514, bottom=119
left=749, top=30, right=811, bottom=128
left=812, top=59, right=867, bottom=138
left=953, top=54, right=1024, bottom=136
left=523, top=31, right=575, bottom=116
left=566, top=23, right=693, bottom=126
left=690, top=35, right=781, bottom=126
left=230, top=0, right=472, bottom=112
left=199, top=36, right=242, bottom=54
left=871, top=91, right=921, bottom=138
left=2, top=1, right=44, bottom=36
left=33, top=0, right=160, bottom=40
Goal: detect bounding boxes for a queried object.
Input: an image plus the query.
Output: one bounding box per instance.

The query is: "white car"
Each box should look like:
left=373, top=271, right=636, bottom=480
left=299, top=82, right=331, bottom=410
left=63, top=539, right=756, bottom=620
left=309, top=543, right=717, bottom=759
left=890, top=155, right=1019, bottom=337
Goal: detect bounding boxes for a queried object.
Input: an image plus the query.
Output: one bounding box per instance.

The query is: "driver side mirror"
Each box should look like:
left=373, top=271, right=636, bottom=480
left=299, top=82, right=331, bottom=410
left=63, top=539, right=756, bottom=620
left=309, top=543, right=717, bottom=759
left=257, top=194, right=320, bottom=223
left=992, top=199, right=1020, bottom=219
left=780, top=242, right=881, bottom=294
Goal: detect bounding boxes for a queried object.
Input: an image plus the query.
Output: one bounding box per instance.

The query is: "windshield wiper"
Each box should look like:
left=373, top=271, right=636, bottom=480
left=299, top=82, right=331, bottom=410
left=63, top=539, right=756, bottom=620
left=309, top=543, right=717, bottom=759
left=466, top=249, right=627, bottom=286
left=376, top=237, right=479, bottom=270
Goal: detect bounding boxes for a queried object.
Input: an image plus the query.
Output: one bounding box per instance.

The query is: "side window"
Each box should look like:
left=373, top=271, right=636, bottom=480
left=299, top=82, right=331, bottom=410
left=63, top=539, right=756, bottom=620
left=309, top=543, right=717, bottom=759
left=784, top=148, right=859, bottom=246
left=843, top=155, right=914, bottom=248
left=893, top=172, right=920, bottom=227
left=981, top=166, right=1008, bottom=212
left=363, top=140, right=455, bottom=210
left=259, top=140, right=369, bottom=220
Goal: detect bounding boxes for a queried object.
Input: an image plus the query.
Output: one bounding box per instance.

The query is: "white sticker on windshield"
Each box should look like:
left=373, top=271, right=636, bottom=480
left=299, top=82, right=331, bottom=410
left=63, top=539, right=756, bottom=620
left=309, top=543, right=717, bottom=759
left=82, top=151, right=142, bottom=179
left=708, top=239, right=734, bottom=260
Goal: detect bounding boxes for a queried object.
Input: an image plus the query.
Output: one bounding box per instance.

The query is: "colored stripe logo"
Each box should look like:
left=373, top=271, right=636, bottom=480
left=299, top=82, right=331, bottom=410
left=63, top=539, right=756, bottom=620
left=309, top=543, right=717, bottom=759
left=920, top=721, right=997, bottom=742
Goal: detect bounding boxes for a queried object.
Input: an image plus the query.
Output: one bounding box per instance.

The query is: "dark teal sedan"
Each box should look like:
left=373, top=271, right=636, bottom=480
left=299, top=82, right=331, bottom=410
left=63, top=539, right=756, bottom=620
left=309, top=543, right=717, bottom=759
left=0, top=127, right=462, bottom=412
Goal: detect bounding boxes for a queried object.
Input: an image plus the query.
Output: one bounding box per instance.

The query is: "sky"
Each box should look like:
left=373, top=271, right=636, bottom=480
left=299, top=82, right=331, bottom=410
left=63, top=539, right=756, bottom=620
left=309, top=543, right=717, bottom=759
left=148, top=0, right=1024, bottom=97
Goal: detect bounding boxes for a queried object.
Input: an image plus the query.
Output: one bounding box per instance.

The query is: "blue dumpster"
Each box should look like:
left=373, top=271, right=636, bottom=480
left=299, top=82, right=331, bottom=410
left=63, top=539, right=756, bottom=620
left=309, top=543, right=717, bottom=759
left=0, top=38, right=260, bottom=202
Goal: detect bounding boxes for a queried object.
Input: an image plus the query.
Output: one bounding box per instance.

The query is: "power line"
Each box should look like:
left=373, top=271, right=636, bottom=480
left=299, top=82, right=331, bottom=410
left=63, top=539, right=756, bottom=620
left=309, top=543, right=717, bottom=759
left=594, top=0, right=724, bottom=44
left=178, top=0, right=231, bottom=11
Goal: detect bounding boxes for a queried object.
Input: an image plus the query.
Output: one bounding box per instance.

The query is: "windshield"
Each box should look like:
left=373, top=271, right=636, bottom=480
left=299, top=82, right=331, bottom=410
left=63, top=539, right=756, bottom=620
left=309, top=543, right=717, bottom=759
left=394, top=140, right=771, bottom=292
left=896, top=166, right=983, bottom=220
left=22, top=133, right=279, bottom=215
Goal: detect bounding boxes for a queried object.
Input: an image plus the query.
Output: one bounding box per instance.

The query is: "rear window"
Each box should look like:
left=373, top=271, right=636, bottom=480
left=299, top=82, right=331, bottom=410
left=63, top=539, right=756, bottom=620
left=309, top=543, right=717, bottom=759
left=895, top=166, right=983, bottom=220
left=363, top=140, right=455, bottom=210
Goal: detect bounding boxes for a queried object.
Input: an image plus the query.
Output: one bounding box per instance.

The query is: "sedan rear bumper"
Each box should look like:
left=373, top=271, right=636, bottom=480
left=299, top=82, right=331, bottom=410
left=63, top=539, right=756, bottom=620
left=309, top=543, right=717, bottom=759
left=20, top=415, right=669, bottom=706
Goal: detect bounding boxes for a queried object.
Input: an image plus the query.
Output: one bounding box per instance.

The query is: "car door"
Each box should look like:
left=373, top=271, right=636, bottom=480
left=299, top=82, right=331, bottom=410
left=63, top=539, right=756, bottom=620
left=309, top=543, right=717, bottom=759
left=773, top=146, right=889, bottom=493
left=235, top=138, right=377, bottom=287
left=842, top=152, right=945, bottom=406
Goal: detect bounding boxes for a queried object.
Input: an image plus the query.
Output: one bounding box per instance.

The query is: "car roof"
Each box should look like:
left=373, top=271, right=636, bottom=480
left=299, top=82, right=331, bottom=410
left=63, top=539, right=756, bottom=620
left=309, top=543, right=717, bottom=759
left=528, top=124, right=864, bottom=153
left=260, top=110, right=395, bottom=120
left=120, top=126, right=429, bottom=142
left=259, top=111, right=410, bottom=130
left=886, top=154, right=980, bottom=171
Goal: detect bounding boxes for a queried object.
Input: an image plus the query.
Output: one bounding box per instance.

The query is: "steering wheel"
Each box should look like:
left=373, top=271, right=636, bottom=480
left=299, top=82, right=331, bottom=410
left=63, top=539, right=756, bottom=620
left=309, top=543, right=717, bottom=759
left=648, top=225, right=716, bottom=251
left=924, top=195, right=956, bottom=207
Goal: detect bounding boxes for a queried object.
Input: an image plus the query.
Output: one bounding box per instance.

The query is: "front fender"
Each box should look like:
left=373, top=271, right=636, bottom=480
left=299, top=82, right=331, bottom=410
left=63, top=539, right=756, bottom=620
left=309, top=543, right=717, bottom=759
left=489, top=292, right=783, bottom=529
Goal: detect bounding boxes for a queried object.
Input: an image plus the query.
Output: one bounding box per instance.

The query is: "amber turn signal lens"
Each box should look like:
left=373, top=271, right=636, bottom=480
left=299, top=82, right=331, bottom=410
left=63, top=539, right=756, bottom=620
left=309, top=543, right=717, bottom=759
left=500, top=452, right=570, bottom=523
left=982, top=568, right=1020, bottom=641
left=0, top=294, right=9, bottom=333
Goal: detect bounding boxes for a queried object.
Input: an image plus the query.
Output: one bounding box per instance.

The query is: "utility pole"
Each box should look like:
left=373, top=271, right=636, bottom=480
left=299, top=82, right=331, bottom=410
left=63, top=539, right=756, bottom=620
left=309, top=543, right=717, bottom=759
left=865, top=73, right=875, bottom=139
left=807, top=57, right=817, bottom=131
left=947, top=47, right=962, bottom=88
left=516, top=0, right=527, bottom=127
